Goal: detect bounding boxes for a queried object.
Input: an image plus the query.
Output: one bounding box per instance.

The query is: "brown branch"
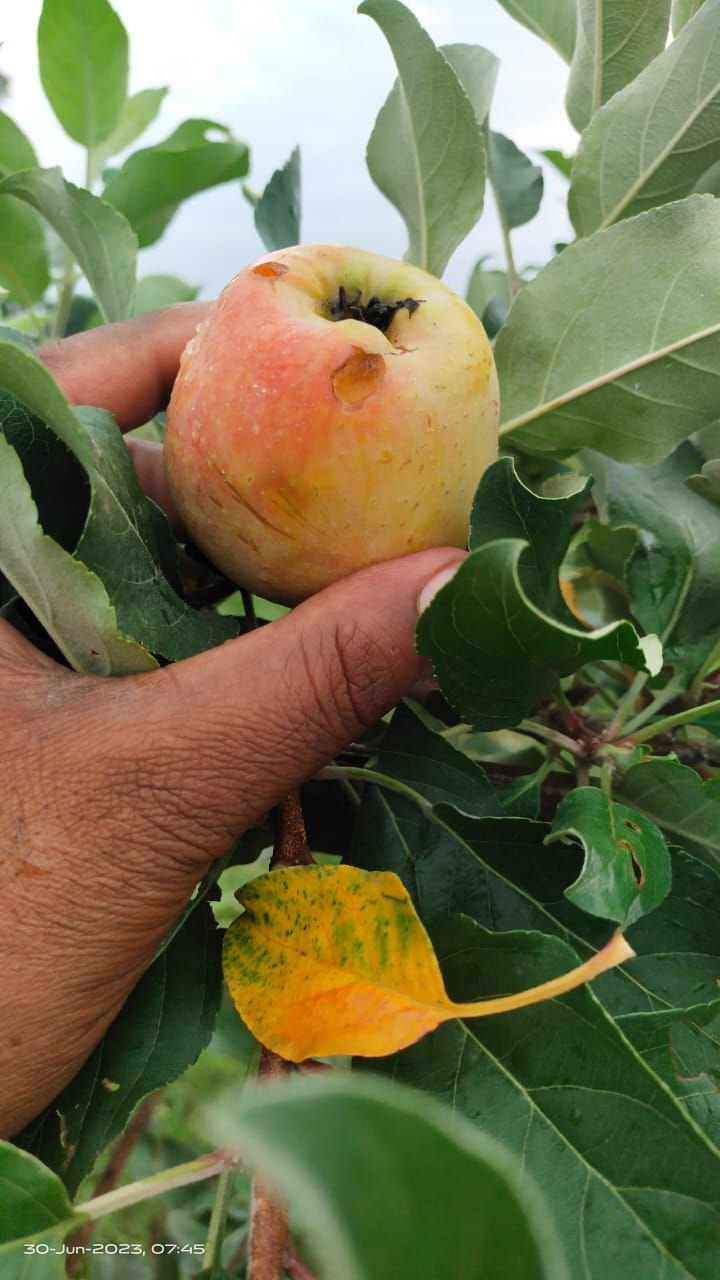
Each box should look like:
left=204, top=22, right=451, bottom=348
left=272, top=790, right=314, bottom=868
left=66, top=1092, right=160, bottom=1276
left=247, top=791, right=313, bottom=1280
left=285, top=1244, right=317, bottom=1280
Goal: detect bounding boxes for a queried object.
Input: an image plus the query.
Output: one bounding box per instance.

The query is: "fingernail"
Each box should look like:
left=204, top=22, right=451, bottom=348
left=417, top=563, right=461, bottom=616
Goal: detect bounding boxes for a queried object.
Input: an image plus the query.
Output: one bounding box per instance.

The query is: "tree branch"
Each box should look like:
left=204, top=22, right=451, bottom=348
left=247, top=791, right=313, bottom=1280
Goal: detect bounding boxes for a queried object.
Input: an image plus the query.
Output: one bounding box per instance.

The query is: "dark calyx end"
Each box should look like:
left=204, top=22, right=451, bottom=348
left=328, top=285, right=422, bottom=333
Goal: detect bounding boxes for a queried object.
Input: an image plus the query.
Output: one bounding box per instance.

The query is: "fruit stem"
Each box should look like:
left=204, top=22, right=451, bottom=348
left=241, top=588, right=257, bottom=627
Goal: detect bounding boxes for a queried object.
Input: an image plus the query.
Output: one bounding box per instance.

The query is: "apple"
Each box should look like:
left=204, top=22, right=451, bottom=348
left=164, top=244, right=499, bottom=604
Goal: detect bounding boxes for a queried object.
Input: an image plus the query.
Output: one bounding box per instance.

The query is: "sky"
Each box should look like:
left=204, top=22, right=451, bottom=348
left=4, top=0, right=577, bottom=301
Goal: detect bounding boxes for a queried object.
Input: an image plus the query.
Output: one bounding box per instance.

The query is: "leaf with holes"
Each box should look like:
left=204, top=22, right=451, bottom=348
left=546, top=787, right=672, bottom=925
left=350, top=706, right=720, bottom=1018
left=618, top=998, right=720, bottom=1148
left=616, top=757, right=720, bottom=875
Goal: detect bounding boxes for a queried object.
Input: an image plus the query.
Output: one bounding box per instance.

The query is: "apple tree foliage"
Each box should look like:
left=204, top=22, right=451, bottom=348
left=2, top=0, right=720, bottom=1276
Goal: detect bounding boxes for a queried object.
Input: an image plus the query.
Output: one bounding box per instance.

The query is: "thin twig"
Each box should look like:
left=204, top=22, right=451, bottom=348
left=286, top=1245, right=318, bottom=1279
left=318, top=764, right=434, bottom=814
left=241, top=588, right=258, bottom=627
left=247, top=792, right=313, bottom=1280
left=248, top=1049, right=291, bottom=1280
left=518, top=720, right=584, bottom=759
left=75, top=1147, right=240, bottom=1221
left=631, top=697, right=720, bottom=746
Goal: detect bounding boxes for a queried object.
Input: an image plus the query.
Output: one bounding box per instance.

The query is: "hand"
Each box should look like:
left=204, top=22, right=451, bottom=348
left=0, top=306, right=463, bottom=1136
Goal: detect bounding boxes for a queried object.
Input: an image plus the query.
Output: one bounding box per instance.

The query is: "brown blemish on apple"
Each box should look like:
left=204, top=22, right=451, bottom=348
left=332, top=348, right=386, bottom=408
left=210, top=459, right=293, bottom=539
left=252, top=261, right=289, bottom=278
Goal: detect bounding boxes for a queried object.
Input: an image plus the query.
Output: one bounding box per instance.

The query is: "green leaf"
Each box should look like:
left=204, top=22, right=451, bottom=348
left=90, top=86, right=168, bottom=179
left=672, top=0, right=709, bottom=35
left=498, top=197, right=720, bottom=464
left=373, top=916, right=720, bottom=1278
left=489, top=131, right=543, bottom=230
left=566, top=0, right=671, bottom=132
left=133, top=273, right=199, bottom=314
left=102, top=118, right=249, bottom=248
left=1, top=392, right=90, bottom=551
left=37, top=0, right=128, bottom=147
left=493, top=0, right=577, bottom=61
left=441, top=43, right=500, bottom=129
left=617, top=756, right=720, bottom=874
left=0, top=113, right=49, bottom=306
left=0, top=111, right=38, bottom=172
left=569, top=0, right=720, bottom=236
left=0, top=331, right=236, bottom=660
left=619, top=998, right=720, bottom=1147
left=497, top=766, right=545, bottom=818
left=2, top=1235, right=68, bottom=1279
left=214, top=1074, right=566, bottom=1280
left=73, top=407, right=237, bottom=658
left=470, top=456, right=589, bottom=618
left=0, top=425, right=154, bottom=674
left=0, top=1142, right=72, bottom=1248
left=592, top=444, right=720, bottom=674
left=361, top=0, right=486, bottom=277
left=351, top=714, right=720, bottom=1017
left=0, top=201, right=50, bottom=306
left=418, top=539, right=658, bottom=729
left=461, top=258, right=507, bottom=330
left=541, top=147, right=574, bottom=178
left=0, top=167, right=136, bottom=321
left=22, top=903, right=222, bottom=1196
left=547, top=787, right=672, bottom=925
left=416, top=459, right=658, bottom=729
left=686, top=457, right=720, bottom=504
left=364, top=702, right=502, bottom=816
left=466, top=259, right=511, bottom=337
left=252, top=145, right=301, bottom=251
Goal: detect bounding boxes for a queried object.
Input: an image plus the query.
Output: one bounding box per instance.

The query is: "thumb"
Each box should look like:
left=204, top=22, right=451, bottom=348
left=104, top=547, right=464, bottom=866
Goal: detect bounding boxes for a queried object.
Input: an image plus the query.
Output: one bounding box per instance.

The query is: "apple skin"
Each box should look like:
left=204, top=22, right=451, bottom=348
left=164, top=244, right=499, bottom=605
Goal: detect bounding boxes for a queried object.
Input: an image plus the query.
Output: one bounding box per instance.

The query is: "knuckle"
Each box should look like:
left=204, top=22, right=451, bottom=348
left=292, top=617, right=400, bottom=745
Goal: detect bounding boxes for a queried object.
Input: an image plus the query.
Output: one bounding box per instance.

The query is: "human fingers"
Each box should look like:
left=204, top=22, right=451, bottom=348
left=84, top=547, right=464, bottom=873
left=39, top=302, right=210, bottom=431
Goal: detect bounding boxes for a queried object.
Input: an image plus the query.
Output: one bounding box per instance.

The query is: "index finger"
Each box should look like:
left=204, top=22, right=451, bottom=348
left=39, top=302, right=211, bottom=432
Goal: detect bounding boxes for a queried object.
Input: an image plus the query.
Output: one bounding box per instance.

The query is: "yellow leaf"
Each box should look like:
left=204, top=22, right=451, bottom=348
left=222, top=865, right=633, bottom=1062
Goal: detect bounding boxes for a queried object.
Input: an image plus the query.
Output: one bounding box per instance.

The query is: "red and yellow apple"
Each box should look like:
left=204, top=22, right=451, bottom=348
left=164, top=244, right=499, bottom=604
